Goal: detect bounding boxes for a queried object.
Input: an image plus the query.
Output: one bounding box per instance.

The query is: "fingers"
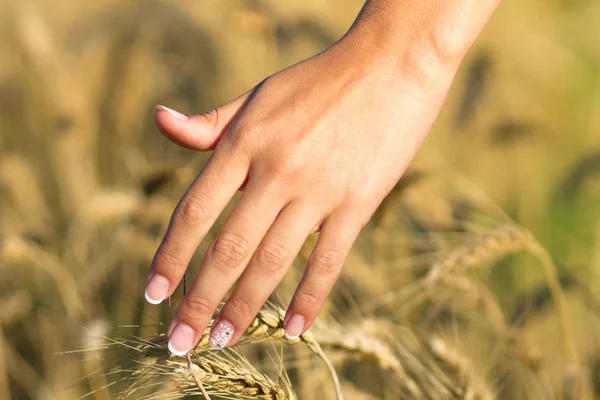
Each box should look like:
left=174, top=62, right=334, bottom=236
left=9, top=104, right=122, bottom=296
left=166, top=180, right=286, bottom=356
left=155, top=91, right=251, bottom=151
left=210, top=201, right=320, bottom=348
left=144, top=148, right=247, bottom=305
left=283, top=211, right=362, bottom=339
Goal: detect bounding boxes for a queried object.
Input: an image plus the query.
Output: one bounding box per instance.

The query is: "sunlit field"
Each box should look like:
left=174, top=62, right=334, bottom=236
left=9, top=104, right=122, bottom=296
left=1, top=0, right=600, bottom=399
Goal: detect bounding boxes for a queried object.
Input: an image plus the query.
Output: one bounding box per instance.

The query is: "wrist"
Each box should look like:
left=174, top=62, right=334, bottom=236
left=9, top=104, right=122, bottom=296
left=335, top=23, right=458, bottom=96
left=336, top=0, right=500, bottom=88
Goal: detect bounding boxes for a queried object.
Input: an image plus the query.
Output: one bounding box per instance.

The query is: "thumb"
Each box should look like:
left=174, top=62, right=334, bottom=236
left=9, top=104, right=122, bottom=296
left=155, top=91, right=251, bottom=151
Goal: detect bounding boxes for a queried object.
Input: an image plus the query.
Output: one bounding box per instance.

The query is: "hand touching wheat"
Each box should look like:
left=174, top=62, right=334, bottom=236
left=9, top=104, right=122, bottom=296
left=144, top=0, right=502, bottom=356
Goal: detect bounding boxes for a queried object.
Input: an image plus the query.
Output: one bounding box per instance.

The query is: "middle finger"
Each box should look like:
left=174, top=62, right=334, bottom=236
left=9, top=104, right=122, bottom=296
left=209, top=200, right=321, bottom=349
left=166, top=179, right=285, bottom=356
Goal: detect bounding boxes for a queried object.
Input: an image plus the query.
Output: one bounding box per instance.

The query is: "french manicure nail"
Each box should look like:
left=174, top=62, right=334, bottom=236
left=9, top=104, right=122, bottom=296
left=209, top=320, right=234, bottom=350
left=168, top=322, right=195, bottom=356
left=144, top=274, right=169, bottom=305
left=156, top=105, right=188, bottom=121
left=284, top=314, right=305, bottom=340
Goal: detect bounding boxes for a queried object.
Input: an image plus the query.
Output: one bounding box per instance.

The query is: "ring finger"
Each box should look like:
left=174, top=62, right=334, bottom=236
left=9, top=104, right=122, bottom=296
left=209, top=200, right=323, bottom=349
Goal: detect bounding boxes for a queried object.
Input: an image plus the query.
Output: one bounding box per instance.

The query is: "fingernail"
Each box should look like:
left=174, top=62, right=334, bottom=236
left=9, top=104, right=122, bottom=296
left=168, top=322, right=196, bottom=356
left=144, top=274, right=169, bottom=305
left=284, top=314, right=305, bottom=340
left=209, top=320, right=234, bottom=350
left=156, top=105, right=188, bottom=121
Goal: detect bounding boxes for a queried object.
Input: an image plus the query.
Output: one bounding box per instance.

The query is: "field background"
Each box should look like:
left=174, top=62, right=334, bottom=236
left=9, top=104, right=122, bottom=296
left=1, top=0, right=600, bottom=399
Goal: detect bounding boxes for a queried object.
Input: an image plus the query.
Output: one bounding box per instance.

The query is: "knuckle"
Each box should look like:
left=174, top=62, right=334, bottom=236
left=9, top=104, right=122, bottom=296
left=259, top=145, right=304, bottom=179
left=294, top=290, right=322, bottom=311
left=359, top=214, right=372, bottom=229
left=153, top=246, right=186, bottom=277
left=344, top=201, right=373, bottom=229
left=222, top=135, right=254, bottom=167
left=238, top=124, right=259, bottom=142
left=345, top=188, right=376, bottom=210
left=210, top=232, right=248, bottom=270
left=176, top=193, right=212, bottom=227
left=183, top=294, right=214, bottom=318
left=256, top=242, right=290, bottom=274
left=200, top=108, right=219, bottom=129
left=310, top=250, right=342, bottom=276
left=227, top=124, right=256, bottom=151
left=354, top=205, right=374, bottom=228
left=264, top=154, right=289, bottom=175
left=227, top=296, right=255, bottom=317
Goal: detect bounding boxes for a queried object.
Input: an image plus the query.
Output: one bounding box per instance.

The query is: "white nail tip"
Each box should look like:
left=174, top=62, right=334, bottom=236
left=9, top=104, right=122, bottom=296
left=284, top=332, right=300, bottom=340
left=168, top=341, right=189, bottom=357
left=144, top=290, right=164, bottom=305
left=156, top=105, right=188, bottom=121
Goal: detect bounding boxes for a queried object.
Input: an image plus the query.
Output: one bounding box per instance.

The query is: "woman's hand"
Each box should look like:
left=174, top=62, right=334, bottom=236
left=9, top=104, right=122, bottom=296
left=144, top=0, right=500, bottom=356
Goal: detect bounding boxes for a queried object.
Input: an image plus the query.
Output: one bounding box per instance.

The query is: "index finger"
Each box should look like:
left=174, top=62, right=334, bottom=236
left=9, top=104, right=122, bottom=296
left=144, top=146, right=248, bottom=305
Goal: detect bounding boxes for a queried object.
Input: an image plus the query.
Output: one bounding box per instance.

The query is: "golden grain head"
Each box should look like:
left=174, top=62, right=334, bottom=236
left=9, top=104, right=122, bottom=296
left=1, top=0, right=598, bottom=399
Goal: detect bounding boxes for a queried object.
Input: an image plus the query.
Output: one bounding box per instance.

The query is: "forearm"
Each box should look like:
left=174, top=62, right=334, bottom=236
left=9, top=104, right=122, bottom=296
left=340, top=0, right=502, bottom=81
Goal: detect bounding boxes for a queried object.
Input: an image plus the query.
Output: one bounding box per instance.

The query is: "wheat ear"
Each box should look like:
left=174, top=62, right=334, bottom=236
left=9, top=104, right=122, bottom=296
left=313, top=322, right=424, bottom=398
left=114, top=344, right=290, bottom=399
left=190, top=309, right=343, bottom=400
left=428, top=337, right=495, bottom=400
left=423, top=225, right=581, bottom=395
left=183, top=356, right=288, bottom=400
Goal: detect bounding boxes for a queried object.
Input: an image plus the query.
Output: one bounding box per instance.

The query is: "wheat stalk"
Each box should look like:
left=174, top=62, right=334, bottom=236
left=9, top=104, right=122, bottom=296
left=437, top=274, right=505, bottom=325
left=311, top=318, right=497, bottom=399
left=422, top=225, right=581, bottom=395
left=0, top=291, right=32, bottom=325
left=367, top=224, right=581, bottom=396
left=428, top=336, right=495, bottom=400
left=313, top=320, right=424, bottom=398
left=367, top=225, right=531, bottom=314
left=425, top=225, right=533, bottom=282
left=0, top=235, right=86, bottom=319
left=0, top=331, right=10, bottom=400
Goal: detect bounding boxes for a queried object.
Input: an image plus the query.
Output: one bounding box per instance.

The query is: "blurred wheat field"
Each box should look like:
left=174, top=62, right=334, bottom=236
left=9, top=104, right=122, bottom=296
left=1, top=0, right=600, bottom=399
